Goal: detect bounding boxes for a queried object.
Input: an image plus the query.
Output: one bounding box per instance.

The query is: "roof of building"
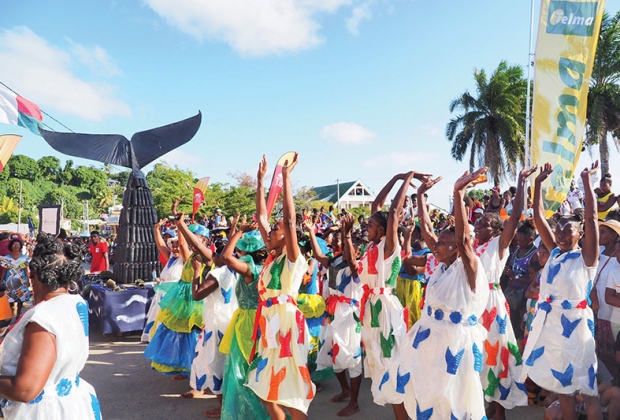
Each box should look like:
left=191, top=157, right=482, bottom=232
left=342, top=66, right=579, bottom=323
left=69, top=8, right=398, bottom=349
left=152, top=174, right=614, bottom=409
left=311, top=179, right=373, bottom=203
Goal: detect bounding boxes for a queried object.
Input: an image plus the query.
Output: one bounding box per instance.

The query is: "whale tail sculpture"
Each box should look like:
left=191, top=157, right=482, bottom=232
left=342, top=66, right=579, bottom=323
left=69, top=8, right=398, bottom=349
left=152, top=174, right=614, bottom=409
left=41, top=112, right=202, bottom=283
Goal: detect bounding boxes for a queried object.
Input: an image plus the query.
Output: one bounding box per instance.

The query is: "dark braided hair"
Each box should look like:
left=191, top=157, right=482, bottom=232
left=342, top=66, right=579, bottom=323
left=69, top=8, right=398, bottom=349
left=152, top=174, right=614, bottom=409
left=249, top=247, right=269, bottom=265
left=29, top=233, right=84, bottom=291
left=559, top=212, right=585, bottom=228
left=370, top=211, right=389, bottom=231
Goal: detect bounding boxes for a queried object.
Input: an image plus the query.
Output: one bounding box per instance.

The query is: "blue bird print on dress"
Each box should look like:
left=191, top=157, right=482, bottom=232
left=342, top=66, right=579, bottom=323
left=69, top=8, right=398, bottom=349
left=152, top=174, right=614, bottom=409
left=212, top=375, right=222, bottom=391
left=515, top=381, right=528, bottom=395
left=412, top=327, right=431, bottom=349
left=416, top=402, right=433, bottom=420
left=546, top=251, right=580, bottom=284
left=221, top=287, right=233, bottom=304
left=472, top=343, right=482, bottom=373
left=217, top=330, right=224, bottom=345
left=203, top=330, right=213, bottom=346
left=551, top=363, right=574, bottom=387
left=395, top=367, right=410, bottom=394
left=76, top=301, right=89, bottom=336
left=495, top=314, right=507, bottom=334
left=91, top=394, right=102, bottom=420
left=587, top=319, right=595, bottom=337
left=560, top=314, right=581, bottom=339
left=337, top=272, right=352, bottom=294
left=498, top=383, right=511, bottom=400
left=445, top=347, right=465, bottom=375
left=195, top=374, right=207, bottom=390
left=255, top=357, right=268, bottom=382
left=588, top=364, right=596, bottom=389
left=378, top=371, right=390, bottom=391
left=525, top=346, right=545, bottom=366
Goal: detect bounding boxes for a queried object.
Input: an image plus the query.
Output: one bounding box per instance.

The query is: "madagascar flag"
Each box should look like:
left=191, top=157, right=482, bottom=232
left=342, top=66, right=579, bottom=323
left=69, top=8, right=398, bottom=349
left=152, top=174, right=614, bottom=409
left=0, top=85, right=43, bottom=136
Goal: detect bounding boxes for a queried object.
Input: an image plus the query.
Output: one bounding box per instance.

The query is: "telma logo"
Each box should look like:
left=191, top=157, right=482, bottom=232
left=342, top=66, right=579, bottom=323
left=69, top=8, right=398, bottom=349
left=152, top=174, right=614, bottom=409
left=546, top=1, right=598, bottom=36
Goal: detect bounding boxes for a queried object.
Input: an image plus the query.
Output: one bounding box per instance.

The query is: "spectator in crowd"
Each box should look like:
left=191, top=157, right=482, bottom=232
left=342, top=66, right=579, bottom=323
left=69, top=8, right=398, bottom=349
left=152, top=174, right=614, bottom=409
left=596, top=173, right=616, bottom=220
left=88, top=231, right=109, bottom=273
left=486, top=185, right=505, bottom=213
left=566, top=180, right=584, bottom=213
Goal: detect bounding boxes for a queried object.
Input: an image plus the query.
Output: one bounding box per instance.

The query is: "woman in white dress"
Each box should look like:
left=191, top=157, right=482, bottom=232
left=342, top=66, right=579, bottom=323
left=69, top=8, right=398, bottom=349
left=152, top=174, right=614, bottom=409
left=383, top=168, right=490, bottom=420
left=0, top=233, right=101, bottom=420
left=142, top=220, right=186, bottom=342
left=520, top=162, right=601, bottom=419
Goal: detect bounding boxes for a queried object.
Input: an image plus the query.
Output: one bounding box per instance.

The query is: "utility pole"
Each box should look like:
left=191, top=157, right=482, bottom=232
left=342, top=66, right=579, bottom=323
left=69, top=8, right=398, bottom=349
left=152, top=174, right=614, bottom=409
left=336, top=179, right=340, bottom=211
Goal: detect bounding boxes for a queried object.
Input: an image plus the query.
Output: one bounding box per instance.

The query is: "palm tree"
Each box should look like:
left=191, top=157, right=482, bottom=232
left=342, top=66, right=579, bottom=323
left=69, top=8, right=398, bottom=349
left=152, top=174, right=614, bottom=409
left=586, top=11, right=620, bottom=176
left=446, top=61, right=527, bottom=186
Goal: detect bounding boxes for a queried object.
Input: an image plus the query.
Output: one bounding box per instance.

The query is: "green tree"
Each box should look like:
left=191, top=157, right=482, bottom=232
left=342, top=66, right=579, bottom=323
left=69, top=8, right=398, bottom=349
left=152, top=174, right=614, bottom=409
left=0, top=196, right=18, bottom=223
left=70, top=166, right=107, bottom=198
left=446, top=61, right=527, bottom=185
left=586, top=10, right=620, bottom=175
left=5, top=155, right=40, bottom=182
left=37, top=156, right=61, bottom=181
left=58, top=159, right=74, bottom=186
left=146, top=163, right=195, bottom=218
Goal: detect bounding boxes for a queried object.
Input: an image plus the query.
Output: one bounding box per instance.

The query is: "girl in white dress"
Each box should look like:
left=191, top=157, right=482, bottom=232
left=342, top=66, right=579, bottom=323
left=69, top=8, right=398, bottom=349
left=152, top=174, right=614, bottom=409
left=520, top=162, right=601, bottom=419
left=0, top=233, right=101, bottom=420
left=142, top=221, right=186, bottom=342
left=382, top=168, right=490, bottom=420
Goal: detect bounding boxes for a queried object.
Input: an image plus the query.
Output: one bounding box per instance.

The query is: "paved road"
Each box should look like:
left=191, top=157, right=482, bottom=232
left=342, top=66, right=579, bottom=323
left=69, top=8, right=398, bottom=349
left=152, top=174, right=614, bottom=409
left=81, top=330, right=544, bottom=420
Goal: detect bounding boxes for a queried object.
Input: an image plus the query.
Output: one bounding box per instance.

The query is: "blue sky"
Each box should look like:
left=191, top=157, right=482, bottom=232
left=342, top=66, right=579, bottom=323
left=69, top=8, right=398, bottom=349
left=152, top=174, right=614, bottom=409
left=2, top=0, right=620, bottom=209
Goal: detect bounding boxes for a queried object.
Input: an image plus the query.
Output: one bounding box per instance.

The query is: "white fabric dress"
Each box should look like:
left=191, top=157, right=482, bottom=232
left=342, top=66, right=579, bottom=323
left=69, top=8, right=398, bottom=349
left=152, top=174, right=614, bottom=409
left=357, top=238, right=406, bottom=406
left=476, top=237, right=527, bottom=408
left=316, top=266, right=363, bottom=377
left=383, top=256, right=489, bottom=420
left=0, top=294, right=101, bottom=420
left=141, top=255, right=185, bottom=342
left=189, top=265, right=238, bottom=394
left=519, top=248, right=598, bottom=396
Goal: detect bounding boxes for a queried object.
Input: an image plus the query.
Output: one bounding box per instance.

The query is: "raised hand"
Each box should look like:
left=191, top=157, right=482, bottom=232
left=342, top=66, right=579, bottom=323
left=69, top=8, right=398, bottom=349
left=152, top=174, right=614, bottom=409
left=342, top=214, right=355, bottom=234
left=171, top=196, right=185, bottom=217
left=535, top=163, right=554, bottom=184
left=240, top=222, right=258, bottom=233
left=581, top=160, right=599, bottom=180
left=302, top=219, right=314, bottom=233
left=418, top=176, right=443, bottom=195
left=454, top=167, right=487, bottom=192
left=231, top=212, right=241, bottom=228
left=257, top=155, right=268, bottom=181
left=519, top=165, right=538, bottom=181
left=282, top=152, right=299, bottom=177
left=413, top=172, right=433, bottom=182
left=156, top=219, right=166, bottom=228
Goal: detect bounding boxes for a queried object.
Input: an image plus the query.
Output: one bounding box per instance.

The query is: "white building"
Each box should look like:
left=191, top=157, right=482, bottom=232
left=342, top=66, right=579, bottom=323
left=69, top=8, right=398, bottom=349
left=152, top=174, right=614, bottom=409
left=310, top=179, right=376, bottom=210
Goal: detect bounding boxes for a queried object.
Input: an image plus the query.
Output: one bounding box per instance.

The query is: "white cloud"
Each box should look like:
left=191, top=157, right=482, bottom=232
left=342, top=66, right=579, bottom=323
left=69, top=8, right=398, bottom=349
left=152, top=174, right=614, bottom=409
left=66, top=39, right=121, bottom=77
left=320, top=121, right=376, bottom=145
left=363, top=152, right=438, bottom=169
left=144, top=0, right=380, bottom=56
left=0, top=27, right=130, bottom=122
left=346, top=4, right=372, bottom=35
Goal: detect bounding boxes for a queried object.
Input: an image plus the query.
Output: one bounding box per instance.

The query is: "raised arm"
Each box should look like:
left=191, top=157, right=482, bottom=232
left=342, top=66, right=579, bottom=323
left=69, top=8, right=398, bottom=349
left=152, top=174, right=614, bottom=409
left=371, top=174, right=403, bottom=214
left=281, top=153, right=300, bottom=263
left=175, top=215, right=212, bottom=265
left=154, top=219, right=171, bottom=261
left=385, top=171, right=415, bottom=258
left=581, top=162, right=599, bottom=267
left=255, top=155, right=273, bottom=249
left=342, top=215, right=359, bottom=274
left=302, top=219, right=330, bottom=267
left=221, top=223, right=256, bottom=284
left=416, top=177, right=442, bottom=251
left=171, top=196, right=192, bottom=261
left=532, top=164, right=557, bottom=252
left=498, top=166, right=538, bottom=258
left=454, top=168, right=488, bottom=290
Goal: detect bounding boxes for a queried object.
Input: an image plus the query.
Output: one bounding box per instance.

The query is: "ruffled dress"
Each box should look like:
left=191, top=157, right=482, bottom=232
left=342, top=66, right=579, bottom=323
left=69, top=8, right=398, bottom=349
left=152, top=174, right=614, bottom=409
left=395, top=247, right=430, bottom=330
left=357, top=238, right=406, bottom=406
left=476, top=236, right=527, bottom=408
left=218, top=255, right=269, bottom=420
left=144, top=254, right=204, bottom=376
left=317, top=266, right=363, bottom=377
left=519, top=248, right=598, bottom=396
left=141, top=255, right=185, bottom=342
left=246, top=253, right=315, bottom=414
left=189, top=265, right=238, bottom=395
left=0, top=294, right=101, bottom=420
left=297, top=258, right=327, bottom=380
left=384, top=257, right=489, bottom=419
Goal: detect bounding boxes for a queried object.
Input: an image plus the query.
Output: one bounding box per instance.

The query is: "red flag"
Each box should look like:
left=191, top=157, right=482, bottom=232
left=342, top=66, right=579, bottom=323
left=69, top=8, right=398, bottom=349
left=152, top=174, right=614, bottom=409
left=266, top=152, right=296, bottom=217
left=192, top=177, right=210, bottom=220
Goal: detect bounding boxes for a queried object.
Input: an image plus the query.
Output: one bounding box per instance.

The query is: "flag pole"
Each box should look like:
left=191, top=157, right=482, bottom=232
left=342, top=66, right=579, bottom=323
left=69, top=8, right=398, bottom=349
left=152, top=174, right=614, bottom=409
left=524, top=0, right=536, bottom=169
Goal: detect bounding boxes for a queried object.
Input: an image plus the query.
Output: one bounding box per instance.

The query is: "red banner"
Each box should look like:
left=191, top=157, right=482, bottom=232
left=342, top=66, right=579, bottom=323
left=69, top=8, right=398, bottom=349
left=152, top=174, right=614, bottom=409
left=192, top=177, right=210, bottom=218
left=266, top=152, right=296, bottom=217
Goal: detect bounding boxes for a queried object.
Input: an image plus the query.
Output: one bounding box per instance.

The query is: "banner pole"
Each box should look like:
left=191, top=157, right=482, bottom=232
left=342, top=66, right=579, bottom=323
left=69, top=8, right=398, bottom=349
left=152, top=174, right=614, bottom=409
left=524, top=0, right=536, bottom=170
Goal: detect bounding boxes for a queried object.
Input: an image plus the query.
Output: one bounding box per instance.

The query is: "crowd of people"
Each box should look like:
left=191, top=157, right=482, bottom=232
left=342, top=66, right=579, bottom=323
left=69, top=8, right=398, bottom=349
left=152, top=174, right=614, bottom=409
left=0, top=154, right=619, bottom=420
left=140, top=155, right=620, bottom=420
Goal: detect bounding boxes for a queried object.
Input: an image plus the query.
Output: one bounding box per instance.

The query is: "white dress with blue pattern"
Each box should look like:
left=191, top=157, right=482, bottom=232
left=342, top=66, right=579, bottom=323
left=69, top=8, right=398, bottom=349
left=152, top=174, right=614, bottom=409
left=0, top=294, right=101, bottom=419
left=383, top=256, right=489, bottom=420
left=519, top=248, right=598, bottom=396
left=189, top=265, right=238, bottom=394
